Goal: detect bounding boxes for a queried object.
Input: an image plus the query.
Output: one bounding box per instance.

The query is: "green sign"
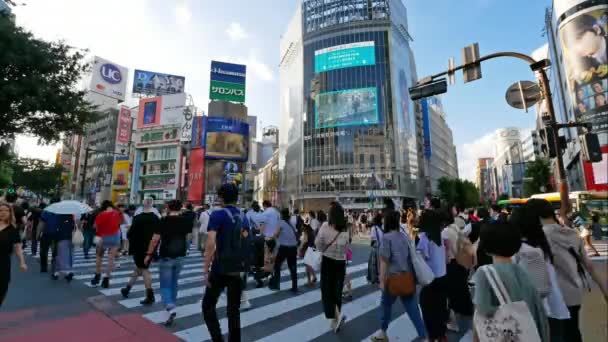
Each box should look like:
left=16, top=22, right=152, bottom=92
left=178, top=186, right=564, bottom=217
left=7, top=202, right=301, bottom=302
left=209, top=80, right=245, bottom=103
left=315, top=41, right=376, bottom=73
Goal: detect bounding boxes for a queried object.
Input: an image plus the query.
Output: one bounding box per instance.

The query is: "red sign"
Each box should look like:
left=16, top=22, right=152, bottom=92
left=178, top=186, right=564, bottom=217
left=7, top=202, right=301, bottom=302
left=583, top=145, right=608, bottom=191
left=116, top=106, right=132, bottom=145
left=187, top=149, right=205, bottom=204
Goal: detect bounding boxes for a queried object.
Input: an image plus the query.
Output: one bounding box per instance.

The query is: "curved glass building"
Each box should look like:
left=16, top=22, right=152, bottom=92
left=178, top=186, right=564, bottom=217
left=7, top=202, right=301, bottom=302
left=280, top=0, right=421, bottom=210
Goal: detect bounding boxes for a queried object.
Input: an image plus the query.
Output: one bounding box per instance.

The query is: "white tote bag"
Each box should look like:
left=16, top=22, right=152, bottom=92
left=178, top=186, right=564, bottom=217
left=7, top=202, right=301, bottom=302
left=72, top=229, right=84, bottom=246
left=473, top=266, right=542, bottom=342
left=303, top=247, right=322, bottom=271
left=408, top=239, right=435, bottom=286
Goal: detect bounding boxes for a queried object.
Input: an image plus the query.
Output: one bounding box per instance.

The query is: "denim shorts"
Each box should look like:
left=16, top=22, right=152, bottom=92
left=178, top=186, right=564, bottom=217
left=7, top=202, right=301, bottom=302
left=102, top=233, right=121, bottom=249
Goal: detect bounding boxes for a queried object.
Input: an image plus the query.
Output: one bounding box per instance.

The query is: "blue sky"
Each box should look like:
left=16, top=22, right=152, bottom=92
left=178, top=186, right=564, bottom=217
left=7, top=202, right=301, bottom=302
left=14, top=0, right=552, bottom=180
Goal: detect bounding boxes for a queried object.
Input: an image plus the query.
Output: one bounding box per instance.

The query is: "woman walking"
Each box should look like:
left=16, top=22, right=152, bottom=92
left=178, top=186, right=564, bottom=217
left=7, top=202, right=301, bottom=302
left=52, top=214, right=76, bottom=282
left=144, top=199, right=192, bottom=325
left=473, top=221, right=549, bottom=341
left=91, top=200, right=123, bottom=288
left=372, top=210, right=427, bottom=341
left=120, top=200, right=160, bottom=305
left=315, top=201, right=350, bottom=333
left=367, top=212, right=384, bottom=284
left=0, top=202, right=27, bottom=307
left=416, top=209, right=449, bottom=342
left=269, top=208, right=299, bottom=293
left=299, top=222, right=317, bottom=287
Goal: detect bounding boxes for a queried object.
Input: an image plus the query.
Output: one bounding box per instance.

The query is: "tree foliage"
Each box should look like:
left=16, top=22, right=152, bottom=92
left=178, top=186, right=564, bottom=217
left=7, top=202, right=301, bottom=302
left=12, top=158, right=62, bottom=197
left=436, top=177, right=480, bottom=208
left=523, top=158, right=553, bottom=197
left=0, top=15, right=100, bottom=143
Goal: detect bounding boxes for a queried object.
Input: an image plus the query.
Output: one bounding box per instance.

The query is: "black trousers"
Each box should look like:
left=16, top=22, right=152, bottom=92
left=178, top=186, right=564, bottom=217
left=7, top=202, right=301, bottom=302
left=320, top=256, right=346, bottom=319
left=563, top=305, right=582, bottom=342
left=30, top=225, right=38, bottom=256
left=202, top=273, right=243, bottom=342
left=271, top=245, right=298, bottom=290
left=446, top=260, right=473, bottom=316
left=420, top=275, right=449, bottom=339
left=39, top=236, right=57, bottom=273
left=0, top=262, right=9, bottom=307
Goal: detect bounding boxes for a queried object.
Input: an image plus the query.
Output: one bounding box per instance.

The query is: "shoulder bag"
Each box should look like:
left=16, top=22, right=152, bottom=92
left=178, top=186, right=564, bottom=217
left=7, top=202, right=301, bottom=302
left=407, top=236, right=435, bottom=286
left=473, top=265, right=542, bottom=342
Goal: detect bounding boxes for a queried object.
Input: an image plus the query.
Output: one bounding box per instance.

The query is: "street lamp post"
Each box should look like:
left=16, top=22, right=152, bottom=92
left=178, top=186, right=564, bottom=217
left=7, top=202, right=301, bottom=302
left=410, top=51, right=571, bottom=218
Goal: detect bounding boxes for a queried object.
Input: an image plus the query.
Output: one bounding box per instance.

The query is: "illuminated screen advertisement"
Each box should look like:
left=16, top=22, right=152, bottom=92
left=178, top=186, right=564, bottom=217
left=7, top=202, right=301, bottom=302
left=314, top=41, right=375, bottom=73
left=204, top=117, right=249, bottom=161
left=559, top=5, right=608, bottom=133
left=315, top=87, right=379, bottom=128
left=205, top=160, right=243, bottom=195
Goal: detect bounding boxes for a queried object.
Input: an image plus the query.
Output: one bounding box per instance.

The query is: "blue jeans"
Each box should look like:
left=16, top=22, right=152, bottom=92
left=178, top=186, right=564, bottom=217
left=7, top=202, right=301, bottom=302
left=159, top=257, right=183, bottom=308
left=83, top=229, right=95, bottom=257
left=380, top=290, right=426, bottom=338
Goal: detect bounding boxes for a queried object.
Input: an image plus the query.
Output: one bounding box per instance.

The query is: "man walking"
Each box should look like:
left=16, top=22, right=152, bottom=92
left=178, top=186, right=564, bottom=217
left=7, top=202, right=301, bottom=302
left=202, top=183, right=250, bottom=342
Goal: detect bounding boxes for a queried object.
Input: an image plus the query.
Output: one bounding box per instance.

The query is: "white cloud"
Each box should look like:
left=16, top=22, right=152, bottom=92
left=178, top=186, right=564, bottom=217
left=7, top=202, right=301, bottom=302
left=457, top=132, right=496, bottom=182
left=175, top=3, right=192, bottom=26
left=226, top=22, right=249, bottom=41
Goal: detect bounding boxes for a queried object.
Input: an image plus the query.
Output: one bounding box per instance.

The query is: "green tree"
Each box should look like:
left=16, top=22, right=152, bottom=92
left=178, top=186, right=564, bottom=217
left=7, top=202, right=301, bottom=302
left=12, top=158, right=62, bottom=198
left=497, top=193, right=510, bottom=201
left=0, top=143, right=15, bottom=188
left=436, top=177, right=480, bottom=208
left=523, top=158, right=553, bottom=197
left=0, top=15, right=100, bottom=143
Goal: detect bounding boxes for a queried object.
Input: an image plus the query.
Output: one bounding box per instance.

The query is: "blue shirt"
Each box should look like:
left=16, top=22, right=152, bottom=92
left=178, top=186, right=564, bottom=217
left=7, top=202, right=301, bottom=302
left=208, top=206, right=250, bottom=275
left=276, top=220, right=298, bottom=247
left=41, top=211, right=74, bottom=241
left=416, top=232, right=447, bottom=278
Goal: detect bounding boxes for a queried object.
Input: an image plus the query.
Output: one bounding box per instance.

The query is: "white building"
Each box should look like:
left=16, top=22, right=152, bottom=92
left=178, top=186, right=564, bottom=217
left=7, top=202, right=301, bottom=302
left=522, top=129, right=541, bottom=162
left=491, top=127, right=525, bottom=198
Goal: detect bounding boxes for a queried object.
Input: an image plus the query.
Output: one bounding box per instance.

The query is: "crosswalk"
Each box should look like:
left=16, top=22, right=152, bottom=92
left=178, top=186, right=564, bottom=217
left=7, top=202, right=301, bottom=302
left=23, top=243, right=443, bottom=342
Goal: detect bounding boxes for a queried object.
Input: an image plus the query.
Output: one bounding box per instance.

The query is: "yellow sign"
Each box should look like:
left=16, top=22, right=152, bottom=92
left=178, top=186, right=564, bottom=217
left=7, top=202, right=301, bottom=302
left=111, top=159, right=130, bottom=192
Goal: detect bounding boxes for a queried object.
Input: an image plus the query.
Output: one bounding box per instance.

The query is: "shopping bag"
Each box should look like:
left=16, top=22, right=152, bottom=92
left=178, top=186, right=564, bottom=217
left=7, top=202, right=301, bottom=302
left=72, top=229, right=84, bottom=246
left=408, top=239, right=435, bottom=286
left=473, top=265, right=541, bottom=342
left=303, top=247, right=322, bottom=271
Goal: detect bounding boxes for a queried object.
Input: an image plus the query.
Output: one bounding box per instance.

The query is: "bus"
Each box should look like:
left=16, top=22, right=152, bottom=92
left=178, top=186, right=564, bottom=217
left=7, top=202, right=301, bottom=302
left=497, top=198, right=528, bottom=212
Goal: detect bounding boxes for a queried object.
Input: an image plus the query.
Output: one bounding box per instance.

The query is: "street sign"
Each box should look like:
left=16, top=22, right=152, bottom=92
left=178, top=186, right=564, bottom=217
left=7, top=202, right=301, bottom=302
left=409, top=78, right=447, bottom=101
left=505, top=80, right=541, bottom=111
left=462, top=43, right=481, bottom=83
left=447, top=57, right=456, bottom=85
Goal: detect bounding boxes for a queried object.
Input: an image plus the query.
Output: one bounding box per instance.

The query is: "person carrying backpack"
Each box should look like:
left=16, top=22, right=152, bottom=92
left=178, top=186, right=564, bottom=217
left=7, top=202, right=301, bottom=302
left=202, top=183, right=250, bottom=342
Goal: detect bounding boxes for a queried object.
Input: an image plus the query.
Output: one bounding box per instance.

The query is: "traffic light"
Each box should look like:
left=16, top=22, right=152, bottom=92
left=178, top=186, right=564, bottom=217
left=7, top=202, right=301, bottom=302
left=409, top=79, right=448, bottom=101
left=580, top=133, right=602, bottom=163
left=539, top=126, right=557, bottom=158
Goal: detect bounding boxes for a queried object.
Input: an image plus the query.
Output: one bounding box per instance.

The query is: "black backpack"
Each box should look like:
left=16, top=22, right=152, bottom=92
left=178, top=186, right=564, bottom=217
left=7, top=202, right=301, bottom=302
left=217, top=208, right=247, bottom=275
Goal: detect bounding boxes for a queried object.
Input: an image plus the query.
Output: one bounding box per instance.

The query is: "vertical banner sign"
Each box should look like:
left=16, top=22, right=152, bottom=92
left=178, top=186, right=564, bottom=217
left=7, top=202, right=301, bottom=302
left=187, top=149, right=206, bottom=203
left=209, top=61, right=247, bottom=103
left=421, top=98, right=432, bottom=158
left=115, top=106, right=132, bottom=154
left=181, top=106, right=194, bottom=142
left=558, top=4, right=608, bottom=134
left=191, top=116, right=207, bottom=149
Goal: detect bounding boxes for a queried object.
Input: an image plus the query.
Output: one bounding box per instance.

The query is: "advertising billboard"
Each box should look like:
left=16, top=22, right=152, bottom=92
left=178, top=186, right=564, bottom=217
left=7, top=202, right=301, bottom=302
left=111, top=159, right=129, bottom=191
left=180, top=106, right=194, bottom=142
left=205, top=160, right=243, bottom=195
left=89, top=56, right=128, bottom=101
left=210, top=61, right=246, bottom=103
left=315, top=87, right=379, bottom=128
left=134, top=127, right=179, bottom=148
left=314, top=41, right=376, bottom=73
left=558, top=5, right=608, bottom=134
left=187, top=149, right=205, bottom=203
left=132, top=69, right=185, bottom=96
left=191, top=116, right=207, bottom=149
left=205, top=117, right=249, bottom=161
left=136, top=93, right=187, bottom=129
left=115, top=106, right=132, bottom=154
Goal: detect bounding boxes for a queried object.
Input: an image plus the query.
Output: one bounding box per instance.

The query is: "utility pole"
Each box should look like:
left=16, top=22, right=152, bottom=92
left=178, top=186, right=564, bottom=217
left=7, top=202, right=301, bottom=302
left=410, top=50, right=572, bottom=218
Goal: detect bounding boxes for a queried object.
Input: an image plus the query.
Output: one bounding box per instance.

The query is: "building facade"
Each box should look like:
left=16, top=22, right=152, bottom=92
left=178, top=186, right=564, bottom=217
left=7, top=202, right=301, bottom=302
left=280, top=0, right=420, bottom=211
left=522, top=129, right=541, bottom=162
left=475, top=157, right=494, bottom=203
left=545, top=0, right=607, bottom=192
left=491, top=127, right=526, bottom=198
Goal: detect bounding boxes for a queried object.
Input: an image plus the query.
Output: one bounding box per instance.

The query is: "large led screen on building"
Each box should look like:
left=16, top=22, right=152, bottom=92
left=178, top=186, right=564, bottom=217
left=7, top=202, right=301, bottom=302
left=315, top=87, right=379, bottom=129
left=314, top=41, right=376, bottom=73
left=204, top=117, right=249, bottom=161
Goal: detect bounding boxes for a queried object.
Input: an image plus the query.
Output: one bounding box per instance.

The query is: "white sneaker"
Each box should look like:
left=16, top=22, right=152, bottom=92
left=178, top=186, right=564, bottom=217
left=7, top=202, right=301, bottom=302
left=115, top=262, right=121, bottom=269
left=241, top=300, right=252, bottom=310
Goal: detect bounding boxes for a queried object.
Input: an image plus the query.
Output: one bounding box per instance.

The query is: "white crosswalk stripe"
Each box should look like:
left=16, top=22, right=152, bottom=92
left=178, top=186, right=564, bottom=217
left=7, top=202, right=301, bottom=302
left=26, top=242, right=427, bottom=341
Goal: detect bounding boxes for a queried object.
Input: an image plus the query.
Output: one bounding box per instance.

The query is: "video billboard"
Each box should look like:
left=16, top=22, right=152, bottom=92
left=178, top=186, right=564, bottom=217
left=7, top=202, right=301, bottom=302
left=204, top=117, right=249, bottom=161
left=315, top=87, right=379, bottom=128
left=111, top=159, right=129, bottom=191
left=136, top=93, right=187, bottom=129
left=89, top=56, right=128, bottom=101
left=210, top=61, right=246, bottom=103
left=205, top=160, right=243, bottom=195
left=315, top=41, right=376, bottom=73
left=133, top=69, right=185, bottom=95
left=559, top=5, right=608, bottom=134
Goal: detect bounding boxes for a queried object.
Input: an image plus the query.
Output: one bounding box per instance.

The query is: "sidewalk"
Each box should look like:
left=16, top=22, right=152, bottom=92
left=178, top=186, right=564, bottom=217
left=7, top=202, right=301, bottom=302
left=0, top=257, right=179, bottom=342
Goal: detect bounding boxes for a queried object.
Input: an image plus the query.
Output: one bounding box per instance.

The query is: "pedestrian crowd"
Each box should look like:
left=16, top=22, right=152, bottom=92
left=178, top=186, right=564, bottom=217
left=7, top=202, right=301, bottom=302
left=0, top=188, right=606, bottom=342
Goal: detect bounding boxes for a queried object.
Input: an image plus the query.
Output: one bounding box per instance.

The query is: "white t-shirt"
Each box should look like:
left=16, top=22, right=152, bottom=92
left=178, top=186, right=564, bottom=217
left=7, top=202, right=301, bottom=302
left=370, top=225, right=384, bottom=242
left=198, top=210, right=210, bottom=234
left=260, top=207, right=280, bottom=237
left=309, top=218, right=320, bottom=232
